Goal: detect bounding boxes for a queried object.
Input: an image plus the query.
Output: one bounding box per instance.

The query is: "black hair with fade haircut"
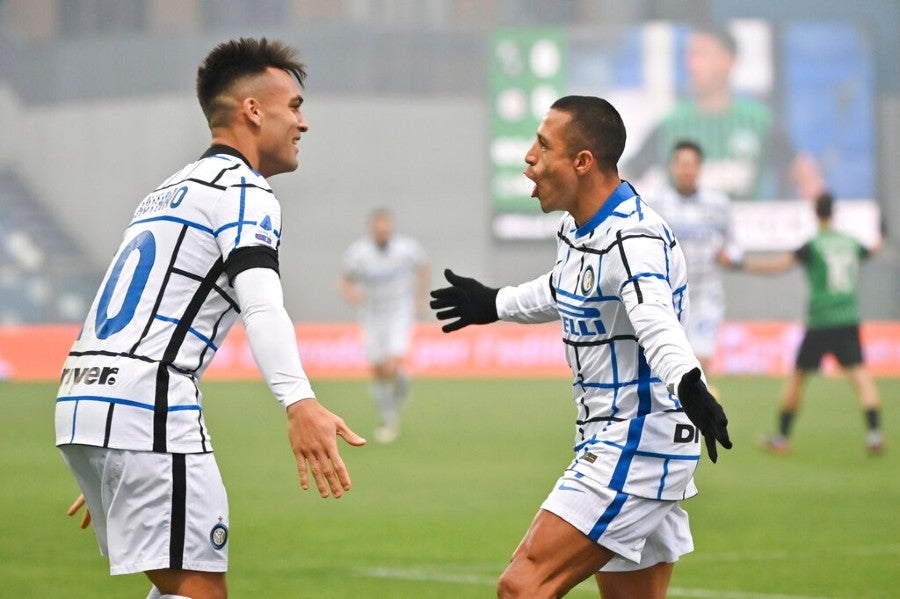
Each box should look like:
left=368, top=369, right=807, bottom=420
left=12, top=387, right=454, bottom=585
left=196, top=37, right=307, bottom=127
left=549, top=96, right=626, bottom=172
left=672, top=139, right=704, bottom=161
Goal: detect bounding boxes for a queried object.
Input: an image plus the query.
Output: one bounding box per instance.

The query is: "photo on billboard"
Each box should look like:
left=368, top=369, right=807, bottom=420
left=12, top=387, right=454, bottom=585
left=489, top=20, right=879, bottom=248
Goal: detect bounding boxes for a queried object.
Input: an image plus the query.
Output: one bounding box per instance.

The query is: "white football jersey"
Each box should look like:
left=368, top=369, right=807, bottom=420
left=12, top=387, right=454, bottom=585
left=649, top=185, right=732, bottom=295
left=56, top=146, right=283, bottom=454
left=497, top=182, right=702, bottom=500
left=342, top=234, right=426, bottom=319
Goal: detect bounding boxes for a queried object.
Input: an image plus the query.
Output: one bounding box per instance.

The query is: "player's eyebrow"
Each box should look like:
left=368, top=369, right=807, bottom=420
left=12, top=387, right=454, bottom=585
left=290, top=94, right=303, bottom=106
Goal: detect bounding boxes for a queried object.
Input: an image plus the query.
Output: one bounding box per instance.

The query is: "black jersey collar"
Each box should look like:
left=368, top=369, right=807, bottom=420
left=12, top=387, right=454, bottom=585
left=200, top=144, right=253, bottom=170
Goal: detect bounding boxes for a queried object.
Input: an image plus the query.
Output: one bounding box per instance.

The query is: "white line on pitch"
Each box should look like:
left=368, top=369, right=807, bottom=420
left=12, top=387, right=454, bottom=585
left=688, top=543, right=900, bottom=562
left=357, top=567, right=831, bottom=598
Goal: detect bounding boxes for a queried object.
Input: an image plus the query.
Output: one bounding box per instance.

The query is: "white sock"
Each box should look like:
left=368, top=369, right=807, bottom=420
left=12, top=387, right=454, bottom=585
left=160, top=595, right=192, bottom=599
left=373, top=381, right=399, bottom=428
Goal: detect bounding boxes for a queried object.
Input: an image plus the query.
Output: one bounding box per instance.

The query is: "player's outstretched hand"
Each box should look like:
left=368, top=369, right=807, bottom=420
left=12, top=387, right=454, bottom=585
left=286, top=399, right=366, bottom=499
left=429, top=269, right=499, bottom=333
left=677, top=368, right=733, bottom=463
left=67, top=493, right=91, bottom=529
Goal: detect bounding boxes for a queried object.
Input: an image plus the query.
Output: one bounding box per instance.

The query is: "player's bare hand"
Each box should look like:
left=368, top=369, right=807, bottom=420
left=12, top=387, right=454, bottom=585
left=286, top=398, right=366, bottom=498
left=67, top=494, right=91, bottom=529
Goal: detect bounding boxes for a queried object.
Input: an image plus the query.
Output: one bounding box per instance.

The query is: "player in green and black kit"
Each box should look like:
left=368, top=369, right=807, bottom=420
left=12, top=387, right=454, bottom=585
left=743, top=193, right=884, bottom=454
left=624, top=25, right=824, bottom=201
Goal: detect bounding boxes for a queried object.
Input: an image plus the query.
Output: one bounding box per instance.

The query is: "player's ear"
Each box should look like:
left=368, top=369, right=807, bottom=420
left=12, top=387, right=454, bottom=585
left=242, top=96, right=263, bottom=127
left=573, top=150, right=594, bottom=175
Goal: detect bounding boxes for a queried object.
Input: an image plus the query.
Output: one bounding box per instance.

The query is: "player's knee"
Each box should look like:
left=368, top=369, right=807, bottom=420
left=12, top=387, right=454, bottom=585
left=496, top=570, right=522, bottom=598
left=497, top=568, right=555, bottom=599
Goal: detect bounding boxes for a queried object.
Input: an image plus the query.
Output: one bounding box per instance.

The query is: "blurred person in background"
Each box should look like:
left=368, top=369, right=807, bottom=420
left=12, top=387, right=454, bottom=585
left=649, top=140, right=742, bottom=379
left=742, top=192, right=884, bottom=455
left=341, top=209, right=428, bottom=443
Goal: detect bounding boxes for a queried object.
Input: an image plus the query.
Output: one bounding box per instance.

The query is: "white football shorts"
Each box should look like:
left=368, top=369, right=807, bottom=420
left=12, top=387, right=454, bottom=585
left=60, top=444, right=229, bottom=575
left=363, top=312, right=413, bottom=363
left=541, top=471, right=693, bottom=572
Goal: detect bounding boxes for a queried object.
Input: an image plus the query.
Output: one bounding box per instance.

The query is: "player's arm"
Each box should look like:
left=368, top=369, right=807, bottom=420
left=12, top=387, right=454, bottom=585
left=616, top=231, right=731, bottom=461
left=717, top=193, right=745, bottom=268
left=495, top=272, right=559, bottom=324
left=430, top=269, right=558, bottom=332
left=741, top=251, right=798, bottom=274
left=232, top=266, right=365, bottom=498
left=415, top=261, right=430, bottom=318
left=339, top=274, right=365, bottom=306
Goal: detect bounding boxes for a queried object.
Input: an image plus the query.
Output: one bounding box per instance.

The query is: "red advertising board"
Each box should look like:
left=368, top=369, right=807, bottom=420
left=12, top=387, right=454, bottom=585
left=1, top=321, right=898, bottom=382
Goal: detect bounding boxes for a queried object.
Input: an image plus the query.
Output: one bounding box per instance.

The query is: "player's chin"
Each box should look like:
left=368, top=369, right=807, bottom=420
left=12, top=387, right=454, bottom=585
left=278, top=154, right=300, bottom=174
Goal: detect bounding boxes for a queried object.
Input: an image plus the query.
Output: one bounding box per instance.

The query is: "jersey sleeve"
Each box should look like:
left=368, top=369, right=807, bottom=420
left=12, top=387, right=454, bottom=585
left=211, top=182, right=283, bottom=283
left=233, top=268, right=315, bottom=408
left=496, top=272, right=559, bottom=323
left=608, top=224, right=700, bottom=389
left=795, top=243, right=811, bottom=264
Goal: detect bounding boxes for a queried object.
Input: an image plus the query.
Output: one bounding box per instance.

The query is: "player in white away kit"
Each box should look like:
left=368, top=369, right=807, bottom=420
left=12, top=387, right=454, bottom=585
left=341, top=209, right=428, bottom=443
left=57, top=38, right=365, bottom=599
left=650, top=140, right=740, bottom=373
left=431, top=96, right=731, bottom=599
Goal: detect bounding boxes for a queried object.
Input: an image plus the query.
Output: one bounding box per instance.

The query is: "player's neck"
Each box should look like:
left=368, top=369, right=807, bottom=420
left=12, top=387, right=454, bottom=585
left=209, top=130, right=260, bottom=172
left=572, top=174, right=622, bottom=227
left=695, top=88, right=731, bottom=113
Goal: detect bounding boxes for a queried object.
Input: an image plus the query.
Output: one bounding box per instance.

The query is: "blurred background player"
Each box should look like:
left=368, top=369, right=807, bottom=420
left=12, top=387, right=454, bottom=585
left=648, top=140, right=741, bottom=377
left=624, top=24, right=824, bottom=201
left=743, top=192, right=884, bottom=455
left=341, top=209, right=429, bottom=443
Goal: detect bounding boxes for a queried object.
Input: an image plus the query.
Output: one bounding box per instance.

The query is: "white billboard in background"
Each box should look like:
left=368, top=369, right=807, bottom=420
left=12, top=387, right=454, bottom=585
left=731, top=199, right=881, bottom=252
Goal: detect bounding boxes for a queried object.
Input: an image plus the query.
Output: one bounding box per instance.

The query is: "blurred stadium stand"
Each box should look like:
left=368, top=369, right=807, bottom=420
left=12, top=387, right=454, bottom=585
left=0, top=0, right=897, bottom=324
left=0, top=164, right=96, bottom=323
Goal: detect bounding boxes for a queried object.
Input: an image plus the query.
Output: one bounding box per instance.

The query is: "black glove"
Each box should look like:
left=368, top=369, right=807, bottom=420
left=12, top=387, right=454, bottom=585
left=429, top=269, right=499, bottom=333
left=677, top=367, right=733, bottom=463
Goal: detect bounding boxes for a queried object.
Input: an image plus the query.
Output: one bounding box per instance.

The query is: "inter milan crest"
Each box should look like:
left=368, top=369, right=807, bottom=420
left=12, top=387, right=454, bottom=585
left=210, top=518, right=228, bottom=550
left=580, top=265, right=595, bottom=295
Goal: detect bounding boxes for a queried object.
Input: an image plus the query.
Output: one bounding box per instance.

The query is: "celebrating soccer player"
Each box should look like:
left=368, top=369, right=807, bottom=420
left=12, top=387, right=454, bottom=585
left=56, top=38, right=365, bottom=599
left=431, top=96, right=731, bottom=598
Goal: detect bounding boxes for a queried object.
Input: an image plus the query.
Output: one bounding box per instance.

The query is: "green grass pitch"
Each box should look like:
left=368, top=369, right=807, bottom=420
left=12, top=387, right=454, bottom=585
left=2, top=376, right=897, bottom=598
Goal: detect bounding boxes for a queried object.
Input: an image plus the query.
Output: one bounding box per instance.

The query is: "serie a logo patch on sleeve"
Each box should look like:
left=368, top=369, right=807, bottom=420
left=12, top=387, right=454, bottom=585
left=254, top=214, right=275, bottom=246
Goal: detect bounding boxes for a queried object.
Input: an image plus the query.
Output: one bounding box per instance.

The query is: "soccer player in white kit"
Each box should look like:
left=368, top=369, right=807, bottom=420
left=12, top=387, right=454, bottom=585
left=431, top=96, right=731, bottom=598
left=650, top=140, right=741, bottom=373
left=340, top=209, right=428, bottom=443
left=56, top=38, right=365, bottom=599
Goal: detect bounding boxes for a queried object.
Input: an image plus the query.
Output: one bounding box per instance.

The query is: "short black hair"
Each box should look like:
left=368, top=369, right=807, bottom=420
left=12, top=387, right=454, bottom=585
left=196, top=37, right=306, bottom=127
left=549, top=96, right=626, bottom=172
left=693, top=24, right=738, bottom=56
left=672, top=139, right=704, bottom=161
left=815, top=192, right=834, bottom=219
